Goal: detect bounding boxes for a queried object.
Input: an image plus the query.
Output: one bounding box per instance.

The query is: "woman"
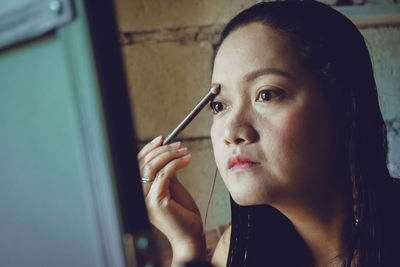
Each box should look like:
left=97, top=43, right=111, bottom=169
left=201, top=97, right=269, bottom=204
left=137, top=1, right=400, bottom=266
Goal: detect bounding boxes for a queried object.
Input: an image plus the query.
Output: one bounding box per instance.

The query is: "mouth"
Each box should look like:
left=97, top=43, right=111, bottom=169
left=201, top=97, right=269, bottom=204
left=228, top=155, right=260, bottom=172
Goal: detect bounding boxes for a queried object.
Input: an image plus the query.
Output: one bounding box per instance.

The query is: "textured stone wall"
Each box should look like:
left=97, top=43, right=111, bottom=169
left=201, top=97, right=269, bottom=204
left=115, top=1, right=258, bottom=233
left=362, top=27, right=400, bottom=177
left=114, top=0, right=400, bottom=233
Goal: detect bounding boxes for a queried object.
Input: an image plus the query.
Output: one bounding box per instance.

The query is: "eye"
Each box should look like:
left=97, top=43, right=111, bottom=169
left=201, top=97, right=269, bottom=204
left=257, top=90, right=272, bottom=102
left=255, top=89, right=284, bottom=102
left=210, top=101, right=224, bottom=114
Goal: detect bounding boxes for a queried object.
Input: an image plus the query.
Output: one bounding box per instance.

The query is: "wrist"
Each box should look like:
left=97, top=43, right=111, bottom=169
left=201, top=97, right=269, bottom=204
left=171, top=237, right=206, bottom=266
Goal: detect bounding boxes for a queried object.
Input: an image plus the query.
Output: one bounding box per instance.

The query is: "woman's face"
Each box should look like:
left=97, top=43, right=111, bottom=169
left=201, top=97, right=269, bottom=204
left=210, top=23, right=340, bottom=207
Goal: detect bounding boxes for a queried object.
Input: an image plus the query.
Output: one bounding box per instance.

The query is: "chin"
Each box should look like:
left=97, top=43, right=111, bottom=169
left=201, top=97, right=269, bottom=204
left=229, top=187, right=272, bottom=206
left=224, top=173, right=282, bottom=206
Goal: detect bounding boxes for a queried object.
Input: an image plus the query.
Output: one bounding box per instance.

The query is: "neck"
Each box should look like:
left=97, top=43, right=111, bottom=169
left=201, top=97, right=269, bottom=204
left=273, top=181, right=354, bottom=266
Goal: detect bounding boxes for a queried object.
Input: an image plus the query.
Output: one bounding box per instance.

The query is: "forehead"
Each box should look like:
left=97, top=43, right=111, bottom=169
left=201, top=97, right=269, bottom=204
left=212, top=23, right=302, bottom=84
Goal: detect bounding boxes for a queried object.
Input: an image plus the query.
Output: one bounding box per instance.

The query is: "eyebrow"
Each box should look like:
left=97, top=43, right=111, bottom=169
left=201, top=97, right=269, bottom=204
left=244, top=67, right=294, bottom=82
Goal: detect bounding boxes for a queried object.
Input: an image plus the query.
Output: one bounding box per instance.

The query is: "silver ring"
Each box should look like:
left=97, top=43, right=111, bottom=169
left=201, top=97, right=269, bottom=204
left=141, top=177, right=154, bottom=184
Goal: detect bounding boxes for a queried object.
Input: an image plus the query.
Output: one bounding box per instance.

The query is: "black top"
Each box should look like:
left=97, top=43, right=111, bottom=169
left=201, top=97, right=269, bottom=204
left=379, top=179, right=400, bottom=266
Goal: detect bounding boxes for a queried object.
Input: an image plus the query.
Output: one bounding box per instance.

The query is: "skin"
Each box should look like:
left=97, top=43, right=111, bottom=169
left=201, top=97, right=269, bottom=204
left=138, top=22, right=354, bottom=267
left=211, top=225, right=231, bottom=267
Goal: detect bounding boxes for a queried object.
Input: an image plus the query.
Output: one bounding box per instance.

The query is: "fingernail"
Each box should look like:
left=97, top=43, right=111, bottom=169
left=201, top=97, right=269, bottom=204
left=177, top=147, right=187, bottom=153
left=182, top=154, right=191, bottom=160
left=151, top=136, right=162, bottom=144
left=170, top=142, right=181, bottom=148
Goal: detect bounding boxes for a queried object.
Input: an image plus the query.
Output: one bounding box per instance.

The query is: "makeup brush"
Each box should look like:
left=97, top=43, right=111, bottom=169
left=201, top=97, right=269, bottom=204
left=162, top=84, right=221, bottom=145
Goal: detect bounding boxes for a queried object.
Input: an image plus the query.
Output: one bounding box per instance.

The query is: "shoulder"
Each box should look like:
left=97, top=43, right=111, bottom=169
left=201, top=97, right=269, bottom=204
left=211, top=225, right=231, bottom=267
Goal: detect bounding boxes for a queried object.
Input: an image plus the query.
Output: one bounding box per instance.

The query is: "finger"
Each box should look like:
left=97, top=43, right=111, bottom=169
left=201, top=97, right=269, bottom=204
left=141, top=149, right=188, bottom=197
left=141, top=180, right=153, bottom=197
left=137, top=136, right=163, bottom=161
left=170, top=180, right=200, bottom=215
left=141, top=149, right=189, bottom=197
left=139, top=141, right=181, bottom=171
left=147, top=154, right=191, bottom=204
left=140, top=146, right=187, bottom=179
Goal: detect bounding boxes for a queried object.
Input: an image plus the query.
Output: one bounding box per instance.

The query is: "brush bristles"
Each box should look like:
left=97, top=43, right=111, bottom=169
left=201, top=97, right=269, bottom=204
left=210, top=84, right=221, bottom=95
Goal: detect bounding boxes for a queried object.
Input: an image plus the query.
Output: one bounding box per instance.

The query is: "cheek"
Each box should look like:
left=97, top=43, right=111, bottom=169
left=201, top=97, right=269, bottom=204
left=268, top=114, right=303, bottom=170
left=210, top=121, right=224, bottom=147
left=211, top=122, right=236, bottom=195
left=272, top=102, right=336, bottom=178
left=210, top=122, right=225, bottom=164
left=277, top=112, right=309, bottom=146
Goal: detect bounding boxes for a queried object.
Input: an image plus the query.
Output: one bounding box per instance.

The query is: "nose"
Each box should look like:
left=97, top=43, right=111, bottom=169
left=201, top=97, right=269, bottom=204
left=224, top=113, right=258, bottom=145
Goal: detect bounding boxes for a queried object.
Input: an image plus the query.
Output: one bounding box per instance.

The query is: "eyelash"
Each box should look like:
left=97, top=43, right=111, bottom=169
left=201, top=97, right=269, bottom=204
left=256, top=88, right=285, bottom=102
left=209, top=89, right=285, bottom=114
left=209, top=101, right=225, bottom=114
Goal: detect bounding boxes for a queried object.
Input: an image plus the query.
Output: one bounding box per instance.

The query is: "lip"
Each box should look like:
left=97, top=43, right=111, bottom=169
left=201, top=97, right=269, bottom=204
left=228, top=155, right=260, bottom=171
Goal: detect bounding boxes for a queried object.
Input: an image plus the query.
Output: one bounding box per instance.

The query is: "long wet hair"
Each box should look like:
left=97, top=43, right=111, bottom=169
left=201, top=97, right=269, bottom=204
left=213, top=1, right=398, bottom=266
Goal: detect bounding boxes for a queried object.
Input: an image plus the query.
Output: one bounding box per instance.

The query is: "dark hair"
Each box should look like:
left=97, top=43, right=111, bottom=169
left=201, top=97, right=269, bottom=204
left=213, top=1, right=397, bottom=266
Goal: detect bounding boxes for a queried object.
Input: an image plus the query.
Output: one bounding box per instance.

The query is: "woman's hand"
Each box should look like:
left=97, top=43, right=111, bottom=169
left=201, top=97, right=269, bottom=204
left=137, top=136, right=205, bottom=265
